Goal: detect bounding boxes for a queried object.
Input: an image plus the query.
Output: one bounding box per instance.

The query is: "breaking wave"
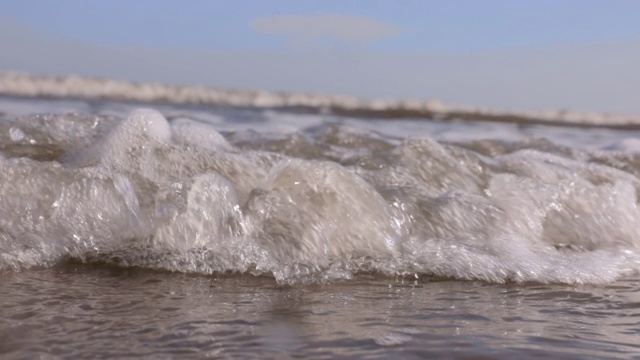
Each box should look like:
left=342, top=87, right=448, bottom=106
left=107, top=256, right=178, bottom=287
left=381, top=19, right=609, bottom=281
left=2, top=107, right=640, bottom=284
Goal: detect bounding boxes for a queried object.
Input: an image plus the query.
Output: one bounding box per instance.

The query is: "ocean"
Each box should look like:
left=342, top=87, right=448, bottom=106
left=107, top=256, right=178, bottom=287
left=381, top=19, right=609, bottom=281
left=1, top=88, right=640, bottom=359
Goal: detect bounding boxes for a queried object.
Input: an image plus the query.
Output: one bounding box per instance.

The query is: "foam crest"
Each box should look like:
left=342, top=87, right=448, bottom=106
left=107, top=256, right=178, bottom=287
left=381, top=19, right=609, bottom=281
left=98, top=108, right=171, bottom=168
left=170, top=118, right=233, bottom=151
left=152, top=173, right=244, bottom=250
left=246, top=159, right=399, bottom=266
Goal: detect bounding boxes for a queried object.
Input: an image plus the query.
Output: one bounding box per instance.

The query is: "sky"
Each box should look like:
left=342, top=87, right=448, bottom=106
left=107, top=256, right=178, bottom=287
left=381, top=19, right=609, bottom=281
left=1, top=0, right=640, bottom=113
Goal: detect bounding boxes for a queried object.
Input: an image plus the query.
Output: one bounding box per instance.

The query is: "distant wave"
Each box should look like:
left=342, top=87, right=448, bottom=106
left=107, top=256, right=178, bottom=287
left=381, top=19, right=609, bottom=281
left=1, top=72, right=640, bottom=128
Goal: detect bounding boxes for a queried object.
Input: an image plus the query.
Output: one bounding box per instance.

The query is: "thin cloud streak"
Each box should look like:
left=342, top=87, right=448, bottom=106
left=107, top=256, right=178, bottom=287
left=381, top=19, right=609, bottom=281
left=252, top=14, right=402, bottom=43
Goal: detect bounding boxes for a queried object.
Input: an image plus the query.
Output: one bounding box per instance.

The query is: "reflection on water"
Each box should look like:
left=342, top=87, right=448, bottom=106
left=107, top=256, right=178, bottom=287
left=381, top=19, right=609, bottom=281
left=1, top=266, right=639, bottom=359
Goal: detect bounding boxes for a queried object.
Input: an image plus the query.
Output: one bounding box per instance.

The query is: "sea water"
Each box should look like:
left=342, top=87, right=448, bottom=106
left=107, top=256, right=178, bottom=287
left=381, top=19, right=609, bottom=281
left=1, top=95, right=640, bottom=359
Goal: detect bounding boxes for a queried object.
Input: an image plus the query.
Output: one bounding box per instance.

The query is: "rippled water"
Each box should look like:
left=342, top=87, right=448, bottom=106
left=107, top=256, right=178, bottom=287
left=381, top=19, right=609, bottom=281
left=2, top=267, right=640, bottom=359
left=2, top=95, right=640, bottom=358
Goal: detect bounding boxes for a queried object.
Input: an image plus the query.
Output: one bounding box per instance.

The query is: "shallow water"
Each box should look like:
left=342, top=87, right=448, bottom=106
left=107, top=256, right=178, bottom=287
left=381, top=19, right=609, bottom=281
left=2, top=96, right=640, bottom=358
left=2, top=267, right=640, bottom=359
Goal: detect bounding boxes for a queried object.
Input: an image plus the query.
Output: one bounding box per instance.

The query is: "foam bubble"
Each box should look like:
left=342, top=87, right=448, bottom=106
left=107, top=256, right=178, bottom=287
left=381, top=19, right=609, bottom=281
left=170, top=118, right=233, bottom=151
left=9, top=127, right=24, bottom=142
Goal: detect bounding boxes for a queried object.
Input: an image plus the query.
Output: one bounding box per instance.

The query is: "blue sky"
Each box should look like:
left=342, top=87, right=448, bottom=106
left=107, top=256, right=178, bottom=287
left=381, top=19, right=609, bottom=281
left=4, top=0, right=640, bottom=52
left=1, top=1, right=640, bottom=112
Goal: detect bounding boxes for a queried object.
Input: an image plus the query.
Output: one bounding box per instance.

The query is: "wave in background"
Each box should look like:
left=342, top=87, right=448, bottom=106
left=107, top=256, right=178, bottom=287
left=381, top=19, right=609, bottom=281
left=2, top=72, right=640, bottom=129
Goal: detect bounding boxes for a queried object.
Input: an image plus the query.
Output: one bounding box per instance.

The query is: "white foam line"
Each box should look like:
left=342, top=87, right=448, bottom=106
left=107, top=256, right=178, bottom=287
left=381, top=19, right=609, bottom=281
left=1, top=72, right=640, bottom=128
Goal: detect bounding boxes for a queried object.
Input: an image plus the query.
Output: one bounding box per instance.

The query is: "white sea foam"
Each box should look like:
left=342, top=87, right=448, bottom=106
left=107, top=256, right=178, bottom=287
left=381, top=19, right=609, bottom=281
left=2, top=105, right=640, bottom=284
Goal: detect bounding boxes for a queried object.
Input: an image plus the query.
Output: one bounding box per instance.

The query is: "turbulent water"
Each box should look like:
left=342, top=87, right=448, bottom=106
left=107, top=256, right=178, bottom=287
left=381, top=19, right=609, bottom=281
left=2, top=96, right=640, bottom=285
left=2, top=95, right=640, bottom=358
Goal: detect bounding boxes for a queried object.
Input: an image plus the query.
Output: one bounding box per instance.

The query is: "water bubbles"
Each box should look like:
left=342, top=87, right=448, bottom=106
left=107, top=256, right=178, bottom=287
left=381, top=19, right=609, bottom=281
left=2, top=107, right=640, bottom=284
left=9, top=126, right=24, bottom=142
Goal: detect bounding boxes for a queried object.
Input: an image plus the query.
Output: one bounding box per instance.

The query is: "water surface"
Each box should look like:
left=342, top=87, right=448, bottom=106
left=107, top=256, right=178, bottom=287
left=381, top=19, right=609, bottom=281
left=2, top=267, right=640, bottom=359
left=1, top=96, right=640, bottom=358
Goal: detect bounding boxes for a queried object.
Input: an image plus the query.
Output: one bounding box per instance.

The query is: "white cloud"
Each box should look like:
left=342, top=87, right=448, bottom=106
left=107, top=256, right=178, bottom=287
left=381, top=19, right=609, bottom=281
left=252, top=14, right=401, bottom=43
